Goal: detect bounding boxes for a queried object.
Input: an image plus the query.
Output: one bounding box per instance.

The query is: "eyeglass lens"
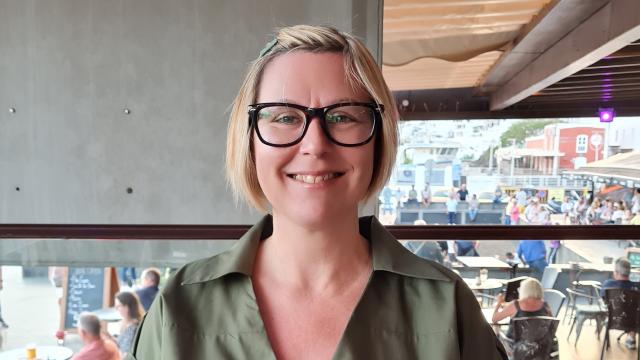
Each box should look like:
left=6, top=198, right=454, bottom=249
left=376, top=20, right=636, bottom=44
left=256, top=105, right=375, bottom=145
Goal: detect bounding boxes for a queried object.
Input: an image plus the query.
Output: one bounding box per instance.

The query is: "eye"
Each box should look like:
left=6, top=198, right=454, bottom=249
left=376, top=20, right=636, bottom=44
left=326, top=113, right=355, bottom=124
left=258, top=107, right=304, bottom=126
left=273, top=114, right=302, bottom=125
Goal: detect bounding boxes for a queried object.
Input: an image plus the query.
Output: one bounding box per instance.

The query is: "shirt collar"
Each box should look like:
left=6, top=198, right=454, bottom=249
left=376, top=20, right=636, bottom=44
left=181, top=215, right=450, bottom=285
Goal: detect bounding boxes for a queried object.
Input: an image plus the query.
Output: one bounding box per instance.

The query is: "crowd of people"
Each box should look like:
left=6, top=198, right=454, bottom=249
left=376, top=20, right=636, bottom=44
left=72, top=267, right=161, bottom=360
left=579, top=189, right=640, bottom=225
left=502, top=187, right=640, bottom=226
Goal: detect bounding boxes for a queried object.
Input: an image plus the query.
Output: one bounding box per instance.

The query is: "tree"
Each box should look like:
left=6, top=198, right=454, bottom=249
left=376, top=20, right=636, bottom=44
left=499, top=120, right=560, bottom=147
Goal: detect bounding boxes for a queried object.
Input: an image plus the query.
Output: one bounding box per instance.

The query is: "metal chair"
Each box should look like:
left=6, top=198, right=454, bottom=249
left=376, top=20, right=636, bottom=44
left=540, top=267, right=559, bottom=290
left=543, top=289, right=566, bottom=318
left=565, top=287, right=607, bottom=346
left=571, top=269, right=601, bottom=302
left=505, top=316, right=560, bottom=360
left=600, top=288, right=640, bottom=360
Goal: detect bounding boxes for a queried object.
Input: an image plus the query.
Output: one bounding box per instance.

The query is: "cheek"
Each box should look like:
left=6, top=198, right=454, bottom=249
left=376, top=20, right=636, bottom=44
left=253, top=141, right=287, bottom=195
left=350, top=143, right=376, bottom=188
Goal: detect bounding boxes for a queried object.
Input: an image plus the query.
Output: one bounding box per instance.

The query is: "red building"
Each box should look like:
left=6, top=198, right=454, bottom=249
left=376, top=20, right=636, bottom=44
left=524, top=124, right=605, bottom=174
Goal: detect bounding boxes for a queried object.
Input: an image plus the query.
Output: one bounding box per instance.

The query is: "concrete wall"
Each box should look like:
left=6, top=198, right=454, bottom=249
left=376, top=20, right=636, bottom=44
left=0, top=0, right=381, bottom=227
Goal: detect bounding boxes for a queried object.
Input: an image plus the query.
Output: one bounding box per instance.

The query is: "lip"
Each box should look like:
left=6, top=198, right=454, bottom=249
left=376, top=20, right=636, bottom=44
left=285, top=171, right=346, bottom=186
left=285, top=170, right=346, bottom=176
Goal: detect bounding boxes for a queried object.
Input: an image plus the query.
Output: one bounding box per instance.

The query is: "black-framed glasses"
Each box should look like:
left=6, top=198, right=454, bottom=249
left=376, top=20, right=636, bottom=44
left=248, top=102, right=383, bottom=147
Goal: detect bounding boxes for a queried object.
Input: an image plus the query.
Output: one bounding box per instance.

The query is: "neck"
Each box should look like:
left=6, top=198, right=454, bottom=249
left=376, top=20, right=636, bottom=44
left=85, top=335, right=101, bottom=344
left=122, top=316, right=138, bottom=327
left=253, top=210, right=372, bottom=294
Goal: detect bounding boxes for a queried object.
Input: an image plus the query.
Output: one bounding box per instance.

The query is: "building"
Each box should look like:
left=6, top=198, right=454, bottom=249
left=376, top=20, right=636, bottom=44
left=523, top=124, right=606, bottom=175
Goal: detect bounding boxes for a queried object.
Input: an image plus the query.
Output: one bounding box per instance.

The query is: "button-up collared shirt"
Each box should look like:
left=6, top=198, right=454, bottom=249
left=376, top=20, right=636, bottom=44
left=127, top=215, right=506, bottom=359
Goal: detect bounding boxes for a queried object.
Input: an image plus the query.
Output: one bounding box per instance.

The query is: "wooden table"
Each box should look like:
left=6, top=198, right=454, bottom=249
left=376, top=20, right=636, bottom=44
left=0, top=345, right=73, bottom=360
left=457, top=256, right=512, bottom=269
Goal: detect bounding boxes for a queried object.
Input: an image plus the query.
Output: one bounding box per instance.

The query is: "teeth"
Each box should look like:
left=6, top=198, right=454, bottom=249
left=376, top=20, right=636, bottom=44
left=292, top=173, right=338, bottom=184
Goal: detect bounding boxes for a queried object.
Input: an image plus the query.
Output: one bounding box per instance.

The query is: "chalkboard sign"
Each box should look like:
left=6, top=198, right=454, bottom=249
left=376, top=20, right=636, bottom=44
left=63, top=267, right=106, bottom=329
left=628, top=248, right=640, bottom=268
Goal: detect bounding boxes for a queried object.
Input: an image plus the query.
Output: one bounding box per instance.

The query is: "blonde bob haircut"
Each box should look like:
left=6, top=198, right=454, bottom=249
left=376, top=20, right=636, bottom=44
left=518, top=278, right=544, bottom=300
left=226, top=25, right=398, bottom=212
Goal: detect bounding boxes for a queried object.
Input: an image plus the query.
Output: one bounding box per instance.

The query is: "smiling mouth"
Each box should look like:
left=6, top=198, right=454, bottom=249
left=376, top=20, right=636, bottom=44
left=286, top=172, right=345, bottom=184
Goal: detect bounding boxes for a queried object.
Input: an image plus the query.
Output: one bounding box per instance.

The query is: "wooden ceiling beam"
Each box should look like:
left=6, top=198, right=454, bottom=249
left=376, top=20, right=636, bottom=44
left=544, top=80, right=640, bottom=91
left=547, top=75, right=640, bottom=87
left=566, top=66, right=640, bottom=78
left=585, top=56, right=640, bottom=69
left=538, top=85, right=640, bottom=95
left=522, top=92, right=640, bottom=103
left=490, top=0, right=640, bottom=110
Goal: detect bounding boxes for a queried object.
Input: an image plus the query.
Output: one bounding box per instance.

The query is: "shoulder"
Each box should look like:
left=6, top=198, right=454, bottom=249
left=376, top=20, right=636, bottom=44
left=103, top=339, right=119, bottom=354
left=124, top=323, right=139, bottom=335
left=602, top=279, right=618, bottom=288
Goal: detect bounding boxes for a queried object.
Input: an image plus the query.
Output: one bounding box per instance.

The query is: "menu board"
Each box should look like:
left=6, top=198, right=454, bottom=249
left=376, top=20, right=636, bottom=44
left=63, top=267, right=106, bottom=329
left=628, top=249, right=640, bottom=268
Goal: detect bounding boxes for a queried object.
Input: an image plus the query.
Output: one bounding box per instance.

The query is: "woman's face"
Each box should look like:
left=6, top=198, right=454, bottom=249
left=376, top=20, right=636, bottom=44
left=115, top=299, right=128, bottom=319
left=253, top=52, right=375, bottom=225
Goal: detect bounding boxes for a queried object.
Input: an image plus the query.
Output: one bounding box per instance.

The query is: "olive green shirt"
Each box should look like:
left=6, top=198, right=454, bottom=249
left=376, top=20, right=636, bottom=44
left=127, top=215, right=507, bottom=359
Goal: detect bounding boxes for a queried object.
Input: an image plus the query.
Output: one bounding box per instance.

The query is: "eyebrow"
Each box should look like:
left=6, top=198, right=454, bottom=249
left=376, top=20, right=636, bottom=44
left=274, top=97, right=370, bottom=106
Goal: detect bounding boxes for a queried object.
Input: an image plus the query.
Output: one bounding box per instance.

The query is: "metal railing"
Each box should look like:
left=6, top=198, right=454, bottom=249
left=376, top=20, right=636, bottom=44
left=498, top=176, right=585, bottom=188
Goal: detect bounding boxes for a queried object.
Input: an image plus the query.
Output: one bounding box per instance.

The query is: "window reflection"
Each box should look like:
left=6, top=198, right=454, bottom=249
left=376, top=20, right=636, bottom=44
left=379, top=118, right=640, bottom=226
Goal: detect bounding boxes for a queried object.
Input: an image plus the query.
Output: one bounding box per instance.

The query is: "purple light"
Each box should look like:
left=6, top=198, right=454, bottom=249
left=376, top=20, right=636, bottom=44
left=598, top=107, right=615, bottom=123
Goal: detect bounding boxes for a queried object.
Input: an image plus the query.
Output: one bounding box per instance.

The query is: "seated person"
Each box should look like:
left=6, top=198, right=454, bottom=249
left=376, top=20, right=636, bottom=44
left=455, top=240, right=479, bottom=257
left=103, top=292, right=145, bottom=357
left=402, top=221, right=443, bottom=264
left=406, top=185, right=419, bottom=206
left=135, top=268, right=161, bottom=311
left=601, top=257, right=639, bottom=349
left=492, top=278, right=552, bottom=353
left=73, top=312, right=120, bottom=360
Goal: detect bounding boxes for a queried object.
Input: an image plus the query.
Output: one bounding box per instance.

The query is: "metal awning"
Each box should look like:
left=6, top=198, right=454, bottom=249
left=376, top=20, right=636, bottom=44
left=383, top=0, right=551, bottom=91
left=384, top=0, right=640, bottom=119
left=564, top=151, right=640, bottom=186
left=495, top=147, right=564, bottom=160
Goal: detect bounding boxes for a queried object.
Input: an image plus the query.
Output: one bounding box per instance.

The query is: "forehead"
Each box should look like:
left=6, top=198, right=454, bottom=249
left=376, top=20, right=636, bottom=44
left=257, top=51, right=369, bottom=105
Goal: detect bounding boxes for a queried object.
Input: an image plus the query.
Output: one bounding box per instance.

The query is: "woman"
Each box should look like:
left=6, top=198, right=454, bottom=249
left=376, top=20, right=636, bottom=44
left=446, top=192, right=459, bottom=225
left=492, top=278, right=552, bottom=352
left=128, top=25, right=505, bottom=359
left=586, top=200, right=600, bottom=224
left=106, top=291, right=144, bottom=357
left=600, top=199, right=614, bottom=223
left=509, top=197, right=520, bottom=225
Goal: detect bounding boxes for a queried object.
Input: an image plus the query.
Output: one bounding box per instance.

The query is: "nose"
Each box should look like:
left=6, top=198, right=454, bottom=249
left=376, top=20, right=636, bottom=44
left=299, top=117, right=331, bottom=156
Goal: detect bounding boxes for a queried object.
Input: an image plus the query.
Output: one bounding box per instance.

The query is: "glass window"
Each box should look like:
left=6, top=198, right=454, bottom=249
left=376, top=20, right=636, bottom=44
left=379, top=118, right=640, bottom=227
left=576, top=134, right=588, bottom=154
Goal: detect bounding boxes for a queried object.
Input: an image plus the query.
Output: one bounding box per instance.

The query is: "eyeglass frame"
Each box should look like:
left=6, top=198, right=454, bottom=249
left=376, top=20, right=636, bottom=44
left=247, top=102, right=384, bottom=147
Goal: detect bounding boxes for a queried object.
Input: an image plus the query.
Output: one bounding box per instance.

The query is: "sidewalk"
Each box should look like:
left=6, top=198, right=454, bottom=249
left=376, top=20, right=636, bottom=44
left=0, top=266, right=83, bottom=353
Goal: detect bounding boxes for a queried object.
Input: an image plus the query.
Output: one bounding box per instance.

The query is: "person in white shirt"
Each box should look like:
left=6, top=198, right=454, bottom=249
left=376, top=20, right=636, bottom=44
left=446, top=193, right=459, bottom=225
left=523, top=198, right=540, bottom=224
left=467, top=194, right=479, bottom=222
left=632, top=188, right=640, bottom=215
left=421, top=183, right=432, bottom=207
left=612, top=203, right=625, bottom=224
left=560, top=196, right=572, bottom=224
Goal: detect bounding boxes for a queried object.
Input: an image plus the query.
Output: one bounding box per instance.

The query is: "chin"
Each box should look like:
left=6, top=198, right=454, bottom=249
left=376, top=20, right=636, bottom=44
left=278, top=201, right=356, bottom=227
